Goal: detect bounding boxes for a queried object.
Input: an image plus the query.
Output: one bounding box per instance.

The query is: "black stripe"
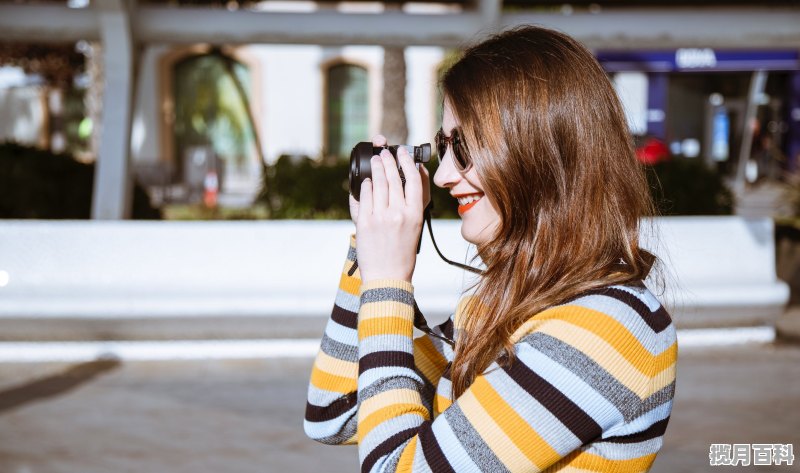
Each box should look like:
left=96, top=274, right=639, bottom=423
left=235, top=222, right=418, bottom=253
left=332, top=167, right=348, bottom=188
left=567, top=286, right=671, bottom=334
left=503, top=359, right=601, bottom=445
left=439, top=318, right=455, bottom=341
left=304, top=392, right=357, bottom=423
left=419, top=420, right=456, bottom=473
left=359, top=351, right=416, bottom=375
left=603, top=417, right=670, bottom=444
left=361, top=427, right=418, bottom=473
left=331, top=304, right=357, bottom=330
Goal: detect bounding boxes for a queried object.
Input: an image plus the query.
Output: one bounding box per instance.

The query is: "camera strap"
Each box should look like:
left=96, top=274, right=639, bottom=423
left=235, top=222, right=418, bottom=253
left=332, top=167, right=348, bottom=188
left=422, top=203, right=484, bottom=275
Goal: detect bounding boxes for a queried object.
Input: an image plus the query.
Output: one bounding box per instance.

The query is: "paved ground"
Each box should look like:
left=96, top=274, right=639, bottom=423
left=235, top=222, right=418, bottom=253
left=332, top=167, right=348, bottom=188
left=0, top=342, right=799, bottom=473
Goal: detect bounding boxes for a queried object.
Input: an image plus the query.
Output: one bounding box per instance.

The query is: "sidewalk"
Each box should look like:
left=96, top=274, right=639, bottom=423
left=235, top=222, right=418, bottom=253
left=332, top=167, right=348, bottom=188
left=0, top=342, right=798, bottom=473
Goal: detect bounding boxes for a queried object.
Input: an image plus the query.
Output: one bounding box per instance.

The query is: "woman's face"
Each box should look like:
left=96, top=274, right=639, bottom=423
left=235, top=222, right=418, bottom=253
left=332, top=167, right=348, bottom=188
left=433, top=100, right=501, bottom=245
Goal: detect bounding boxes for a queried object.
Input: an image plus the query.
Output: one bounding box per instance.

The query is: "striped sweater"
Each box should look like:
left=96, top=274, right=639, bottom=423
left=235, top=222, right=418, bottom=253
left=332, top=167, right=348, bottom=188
left=305, top=237, right=677, bottom=472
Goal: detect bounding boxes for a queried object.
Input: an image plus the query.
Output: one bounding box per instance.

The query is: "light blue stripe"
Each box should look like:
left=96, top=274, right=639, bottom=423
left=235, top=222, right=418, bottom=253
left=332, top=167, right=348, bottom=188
left=563, top=295, right=668, bottom=356
left=590, top=437, right=663, bottom=460
left=603, top=400, right=673, bottom=439
left=481, top=361, right=581, bottom=456
left=430, top=414, right=482, bottom=472
left=303, top=404, right=357, bottom=439
left=360, top=412, right=425, bottom=456
left=335, top=290, right=361, bottom=313
left=358, top=366, right=423, bottom=391
left=360, top=334, right=414, bottom=356
left=516, top=343, right=624, bottom=427
left=324, top=318, right=358, bottom=346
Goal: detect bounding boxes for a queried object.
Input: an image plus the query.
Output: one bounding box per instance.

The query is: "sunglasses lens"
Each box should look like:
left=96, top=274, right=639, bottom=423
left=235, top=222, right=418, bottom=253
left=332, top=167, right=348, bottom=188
left=436, top=132, right=447, bottom=160
left=451, top=130, right=468, bottom=171
left=435, top=128, right=470, bottom=171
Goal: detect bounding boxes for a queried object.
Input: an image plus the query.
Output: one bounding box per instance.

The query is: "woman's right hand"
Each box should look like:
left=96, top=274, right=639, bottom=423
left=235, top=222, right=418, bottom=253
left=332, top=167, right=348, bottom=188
left=350, top=134, right=431, bottom=225
left=350, top=134, right=388, bottom=224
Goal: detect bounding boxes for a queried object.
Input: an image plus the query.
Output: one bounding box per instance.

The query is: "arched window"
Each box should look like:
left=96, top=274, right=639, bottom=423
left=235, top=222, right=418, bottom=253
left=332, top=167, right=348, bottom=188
left=326, top=63, right=368, bottom=159
left=173, top=53, right=257, bottom=189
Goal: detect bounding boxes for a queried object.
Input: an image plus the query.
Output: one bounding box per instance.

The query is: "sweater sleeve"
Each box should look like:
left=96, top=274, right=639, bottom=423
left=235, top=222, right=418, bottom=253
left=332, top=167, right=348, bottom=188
left=356, top=280, right=676, bottom=473
left=304, top=237, right=452, bottom=446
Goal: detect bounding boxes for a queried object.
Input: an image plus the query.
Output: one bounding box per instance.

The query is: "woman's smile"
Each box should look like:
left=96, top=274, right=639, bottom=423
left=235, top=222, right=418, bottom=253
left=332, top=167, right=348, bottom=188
left=454, top=192, right=484, bottom=215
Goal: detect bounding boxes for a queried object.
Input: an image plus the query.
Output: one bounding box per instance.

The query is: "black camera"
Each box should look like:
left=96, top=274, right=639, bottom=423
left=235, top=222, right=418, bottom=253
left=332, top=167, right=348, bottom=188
left=349, top=142, right=431, bottom=201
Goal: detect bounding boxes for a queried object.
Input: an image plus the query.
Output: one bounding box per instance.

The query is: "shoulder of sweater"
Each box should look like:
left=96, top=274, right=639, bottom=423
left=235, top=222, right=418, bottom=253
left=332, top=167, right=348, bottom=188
left=509, top=282, right=675, bottom=346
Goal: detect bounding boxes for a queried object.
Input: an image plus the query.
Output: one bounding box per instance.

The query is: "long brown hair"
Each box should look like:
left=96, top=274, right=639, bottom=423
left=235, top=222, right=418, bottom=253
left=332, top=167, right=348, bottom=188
left=441, top=26, right=659, bottom=398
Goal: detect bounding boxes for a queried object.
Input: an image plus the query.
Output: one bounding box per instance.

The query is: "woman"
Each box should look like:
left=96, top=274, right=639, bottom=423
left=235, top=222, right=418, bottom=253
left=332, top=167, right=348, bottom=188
left=305, top=25, right=677, bottom=472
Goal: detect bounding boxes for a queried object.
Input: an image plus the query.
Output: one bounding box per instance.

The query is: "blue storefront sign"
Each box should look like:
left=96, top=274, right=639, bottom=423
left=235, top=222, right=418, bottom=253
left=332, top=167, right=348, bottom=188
left=596, top=50, right=800, bottom=73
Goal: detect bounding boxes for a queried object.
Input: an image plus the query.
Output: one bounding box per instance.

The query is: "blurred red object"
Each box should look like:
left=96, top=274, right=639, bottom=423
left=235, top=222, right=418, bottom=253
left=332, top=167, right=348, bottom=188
left=636, top=137, right=670, bottom=165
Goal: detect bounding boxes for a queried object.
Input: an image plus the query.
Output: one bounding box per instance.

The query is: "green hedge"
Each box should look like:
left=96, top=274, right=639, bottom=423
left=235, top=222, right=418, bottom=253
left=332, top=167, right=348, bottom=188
left=258, top=154, right=733, bottom=219
left=257, top=155, right=459, bottom=219
left=0, top=142, right=161, bottom=219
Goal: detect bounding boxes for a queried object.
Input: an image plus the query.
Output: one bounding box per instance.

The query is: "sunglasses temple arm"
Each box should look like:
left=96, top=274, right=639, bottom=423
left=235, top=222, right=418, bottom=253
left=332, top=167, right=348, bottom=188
left=423, top=204, right=485, bottom=276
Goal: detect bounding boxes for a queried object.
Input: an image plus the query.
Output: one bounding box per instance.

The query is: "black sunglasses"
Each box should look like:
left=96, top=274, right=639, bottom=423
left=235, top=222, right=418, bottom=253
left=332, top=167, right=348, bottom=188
left=435, top=127, right=471, bottom=172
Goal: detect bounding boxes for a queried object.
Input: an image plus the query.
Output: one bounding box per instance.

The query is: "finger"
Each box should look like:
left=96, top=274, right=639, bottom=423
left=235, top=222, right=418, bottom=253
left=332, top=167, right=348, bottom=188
left=381, top=149, right=405, bottom=208
left=372, top=134, right=387, bottom=147
left=370, top=155, right=389, bottom=210
left=419, top=164, right=432, bottom=207
left=359, top=178, right=373, bottom=217
left=397, top=147, right=423, bottom=212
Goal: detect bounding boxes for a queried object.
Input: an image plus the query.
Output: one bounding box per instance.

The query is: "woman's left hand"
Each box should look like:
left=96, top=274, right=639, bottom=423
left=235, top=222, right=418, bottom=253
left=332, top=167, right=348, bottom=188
left=356, top=146, right=425, bottom=283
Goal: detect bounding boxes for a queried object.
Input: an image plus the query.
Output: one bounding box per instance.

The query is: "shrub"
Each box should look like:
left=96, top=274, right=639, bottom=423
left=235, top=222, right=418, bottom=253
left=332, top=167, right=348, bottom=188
left=645, top=157, right=735, bottom=216
left=256, top=154, right=459, bottom=220
left=0, top=142, right=161, bottom=219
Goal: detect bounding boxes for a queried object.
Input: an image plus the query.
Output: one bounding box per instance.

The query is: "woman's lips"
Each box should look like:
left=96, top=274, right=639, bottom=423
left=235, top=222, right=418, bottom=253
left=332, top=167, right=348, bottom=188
left=456, top=193, right=483, bottom=216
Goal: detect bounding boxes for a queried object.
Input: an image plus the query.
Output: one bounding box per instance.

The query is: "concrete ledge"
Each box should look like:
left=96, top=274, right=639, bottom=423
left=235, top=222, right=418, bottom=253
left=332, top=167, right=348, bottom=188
left=0, top=217, right=790, bottom=339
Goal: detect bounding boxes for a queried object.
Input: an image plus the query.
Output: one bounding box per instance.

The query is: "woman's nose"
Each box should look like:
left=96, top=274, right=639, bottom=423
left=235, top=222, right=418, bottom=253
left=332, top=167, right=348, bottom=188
left=433, top=150, right=460, bottom=189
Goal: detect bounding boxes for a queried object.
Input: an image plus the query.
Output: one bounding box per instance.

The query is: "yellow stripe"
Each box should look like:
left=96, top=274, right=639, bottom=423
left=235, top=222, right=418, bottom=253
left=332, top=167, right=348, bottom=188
left=568, top=450, right=657, bottom=472
left=413, top=336, right=448, bottom=385
left=458, top=388, right=539, bottom=472
left=396, top=436, right=418, bottom=473
left=359, top=300, right=415, bottom=321
left=471, top=376, right=560, bottom=468
left=313, top=350, right=358, bottom=380
left=434, top=393, right=451, bottom=414
left=310, top=366, right=356, bottom=394
left=358, top=404, right=428, bottom=442
left=536, top=306, right=666, bottom=373
left=536, top=320, right=650, bottom=395
left=358, top=316, right=413, bottom=340
left=339, top=271, right=361, bottom=296
left=653, top=342, right=678, bottom=373
left=649, top=361, right=677, bottom=395
left=360, top=388, right=423, bottom=419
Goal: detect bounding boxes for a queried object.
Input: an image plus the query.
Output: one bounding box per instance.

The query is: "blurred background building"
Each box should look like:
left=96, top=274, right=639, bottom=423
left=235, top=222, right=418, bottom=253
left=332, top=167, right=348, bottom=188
left=0, top=0, right=799, bottom=218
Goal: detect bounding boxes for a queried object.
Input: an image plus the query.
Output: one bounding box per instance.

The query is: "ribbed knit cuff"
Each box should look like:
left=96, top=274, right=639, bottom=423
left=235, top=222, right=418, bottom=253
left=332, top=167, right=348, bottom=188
left=358, top=279, right=415, bottom=342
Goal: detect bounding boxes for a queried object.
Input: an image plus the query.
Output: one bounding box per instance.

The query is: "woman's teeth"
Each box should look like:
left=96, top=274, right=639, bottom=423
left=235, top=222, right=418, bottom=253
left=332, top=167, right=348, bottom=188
left=457, top=194, right=482, bottom=206
left=457, top=194, right=483, bottom=215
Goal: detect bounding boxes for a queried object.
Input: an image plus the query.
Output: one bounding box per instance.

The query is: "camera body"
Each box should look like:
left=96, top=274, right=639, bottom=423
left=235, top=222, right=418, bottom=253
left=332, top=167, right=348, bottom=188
left=349, top=142, right=431, bottom=201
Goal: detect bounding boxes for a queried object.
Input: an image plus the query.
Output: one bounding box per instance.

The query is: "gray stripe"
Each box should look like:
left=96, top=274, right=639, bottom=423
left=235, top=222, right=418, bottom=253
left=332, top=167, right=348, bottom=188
left=347, top=245, right=357, bottom=263
left=358, top=374, right=434, bottom=419
left=444, top=403, right=511, bottom=473
left=640, top=380, right=676, bottom=415
left=320, top=334, right=358, bottom=362
left=358, top=376, right=425, bottom=404
left=521, top=332, right=643, bottom=422
left=361, top=287, right=414, bottom=305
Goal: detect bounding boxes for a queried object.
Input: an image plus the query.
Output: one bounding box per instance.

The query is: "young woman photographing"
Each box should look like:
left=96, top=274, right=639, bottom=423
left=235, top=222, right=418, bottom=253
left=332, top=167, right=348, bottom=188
left=305, top=25, right=677, bottom=473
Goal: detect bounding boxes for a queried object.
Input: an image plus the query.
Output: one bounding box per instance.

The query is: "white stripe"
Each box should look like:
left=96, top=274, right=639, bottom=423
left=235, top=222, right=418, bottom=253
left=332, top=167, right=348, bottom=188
left=0, top=339, right=320, bottom=363
left=0, top=327, right=777, bottom=363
